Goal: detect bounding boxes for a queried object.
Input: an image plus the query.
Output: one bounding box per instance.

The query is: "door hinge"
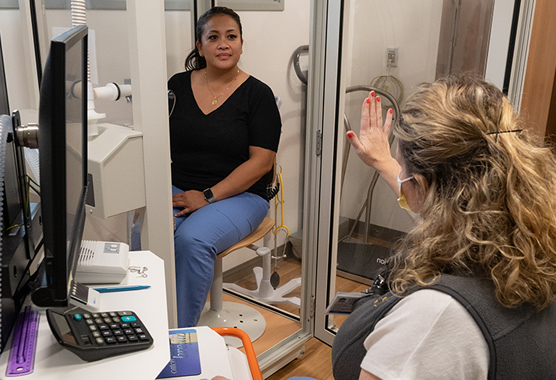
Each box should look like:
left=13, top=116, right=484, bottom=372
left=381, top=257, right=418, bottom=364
left=316, top=130, right=322, bottom=156
left=310, top=295, right=316, bottom=320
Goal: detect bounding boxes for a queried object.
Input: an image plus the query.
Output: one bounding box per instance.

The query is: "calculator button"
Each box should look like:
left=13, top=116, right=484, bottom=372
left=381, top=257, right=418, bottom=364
left=104, top=318, right=112, bottom=324
left=118, top=311, right=132, bottom=316
left=95, top=318, right=103, bottom=324
left=121, top=316, right=137, bottom=323
left=100, top=313, right=109, bottom=318
left=95, top=337, right=104, bottom=345
left=120, top=323, right=130, bottom=329
left=92, top=331, right=101, bottom=338
left=83, top=313, right=91, bottom=319
left=124, top=328, right=134, bottom=335
left=89, top=325, right=98, bottom=331
left=105, top=336, right=117, bottom=344
left=127, top=335, right=139, bottom=342
left=101, top=330, right=112, bottom=337
left=98, top=325, right=109, bottom=331
left=109, top=312, right=117, bottom=317
left=116, top=335, right=128, bottom=343
left=109, top=323, right=119, bottom=329
left=92, top=313, right=100, bottom=318
left=113, top=329, right=123, bottom=336
left=138, top=334, right=149, bottom=341
left=112, top=317, right=121, bottom=323
left=73, top=314, right=82, bottom=321
left=134, top=328, right=144, bottom=334
left=86, top=319, right=94, bottom=325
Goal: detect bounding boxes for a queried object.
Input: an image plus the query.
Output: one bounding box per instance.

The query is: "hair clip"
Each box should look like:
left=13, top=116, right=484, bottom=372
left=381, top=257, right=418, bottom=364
left=486, top=129, right=523, bottom=135
left=486, top=129, right=523, bottom=142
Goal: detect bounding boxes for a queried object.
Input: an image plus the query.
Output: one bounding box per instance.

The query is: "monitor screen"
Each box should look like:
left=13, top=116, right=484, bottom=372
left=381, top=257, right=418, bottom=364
left=31, top=25, right=88, bottom=307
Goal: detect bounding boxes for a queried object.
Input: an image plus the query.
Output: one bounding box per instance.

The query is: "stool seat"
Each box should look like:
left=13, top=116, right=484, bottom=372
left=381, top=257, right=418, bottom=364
left=219, top=217, right=275, bottom=257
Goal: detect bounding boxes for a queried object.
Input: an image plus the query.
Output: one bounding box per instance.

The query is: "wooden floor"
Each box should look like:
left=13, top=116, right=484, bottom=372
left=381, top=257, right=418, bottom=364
left=220, top=293, right=301, bottom=355
left=267, top=338, right=334, bottom=380
left=223, top=254, right=371, bottom=379
left=221, top=292, right=334, bottom=379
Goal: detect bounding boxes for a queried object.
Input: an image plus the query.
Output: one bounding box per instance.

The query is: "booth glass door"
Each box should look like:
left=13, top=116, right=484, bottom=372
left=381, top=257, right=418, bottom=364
left=311, top=0, right=524, bottom=345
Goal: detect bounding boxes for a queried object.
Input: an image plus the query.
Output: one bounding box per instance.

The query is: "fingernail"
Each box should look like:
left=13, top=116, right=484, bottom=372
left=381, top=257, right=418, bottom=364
left=376, top=96, right=381, bottom=102
left=365, top=98, right=370, bottom=104
left=389, top=108, right=393, bottom=114
left=370, top=91, right=375, bottom=97
left=347, top=131, right=355, bottom=138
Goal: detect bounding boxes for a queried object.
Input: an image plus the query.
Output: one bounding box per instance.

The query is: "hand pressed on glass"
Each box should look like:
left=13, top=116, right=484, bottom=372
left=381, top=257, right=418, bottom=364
left=346, top=91, right=400, bottom=194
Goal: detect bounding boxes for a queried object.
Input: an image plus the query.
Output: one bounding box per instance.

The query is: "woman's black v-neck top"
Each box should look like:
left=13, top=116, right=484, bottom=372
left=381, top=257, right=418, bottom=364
left=168, top=70, right=282, bottom=199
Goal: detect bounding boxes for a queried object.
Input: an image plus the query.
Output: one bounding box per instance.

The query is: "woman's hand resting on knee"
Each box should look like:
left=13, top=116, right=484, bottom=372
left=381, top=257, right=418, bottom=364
left=173, top=190, right=209, bottom=216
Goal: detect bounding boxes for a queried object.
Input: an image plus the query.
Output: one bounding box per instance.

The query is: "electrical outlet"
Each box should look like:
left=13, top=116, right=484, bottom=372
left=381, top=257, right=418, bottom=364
left=387, top=47, right=398, bottom=67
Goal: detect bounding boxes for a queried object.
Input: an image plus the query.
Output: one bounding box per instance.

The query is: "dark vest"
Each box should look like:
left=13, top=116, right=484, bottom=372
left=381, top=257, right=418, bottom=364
left=331, top=275, right=556, bottom=380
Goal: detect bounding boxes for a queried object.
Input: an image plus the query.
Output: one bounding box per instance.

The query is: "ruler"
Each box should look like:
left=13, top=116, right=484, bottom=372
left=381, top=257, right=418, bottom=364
left=6, top=306, right=40, bottom=376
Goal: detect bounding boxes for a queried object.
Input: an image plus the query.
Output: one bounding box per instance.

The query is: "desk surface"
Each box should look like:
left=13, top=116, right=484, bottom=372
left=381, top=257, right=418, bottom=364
left=0, top=251, right=170, bottom=380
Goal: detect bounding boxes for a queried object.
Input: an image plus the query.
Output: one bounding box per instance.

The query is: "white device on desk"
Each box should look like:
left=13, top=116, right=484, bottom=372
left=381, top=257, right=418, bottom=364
left=74, top=240, right=129, bottom=284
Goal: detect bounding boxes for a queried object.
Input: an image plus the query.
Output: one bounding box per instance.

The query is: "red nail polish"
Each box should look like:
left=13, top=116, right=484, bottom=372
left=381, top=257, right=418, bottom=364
left=366, top=98, right=370, bottom=104
left=376, top=96, right=381, bottom=102
left=370, top=91, right=375, bottom=97
left=389, top=108, right=393, bottom=114
left=347, top=131, right=354, bottom=138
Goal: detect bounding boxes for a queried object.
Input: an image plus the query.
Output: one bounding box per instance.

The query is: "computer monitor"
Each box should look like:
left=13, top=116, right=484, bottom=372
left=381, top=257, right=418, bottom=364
left=31, top=25, right=88, bottom=308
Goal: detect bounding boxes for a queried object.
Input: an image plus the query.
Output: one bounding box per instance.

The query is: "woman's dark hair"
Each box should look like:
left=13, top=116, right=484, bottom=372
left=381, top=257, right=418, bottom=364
left=184, top=6, right=243, bottom=71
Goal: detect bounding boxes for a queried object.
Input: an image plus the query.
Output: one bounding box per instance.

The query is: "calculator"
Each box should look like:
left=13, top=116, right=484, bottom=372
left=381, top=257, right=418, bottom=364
left=46, top=307, right=153, bottom=362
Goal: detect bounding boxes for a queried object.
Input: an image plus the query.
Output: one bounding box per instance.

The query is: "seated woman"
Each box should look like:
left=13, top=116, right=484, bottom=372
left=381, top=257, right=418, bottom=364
left=168, top=6, right=281, bottom=327
left=333, top=75, right=556, bottom=379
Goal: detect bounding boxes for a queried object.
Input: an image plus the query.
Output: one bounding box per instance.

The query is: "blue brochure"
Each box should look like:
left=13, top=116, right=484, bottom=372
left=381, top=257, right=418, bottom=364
left=157, top=329, right=202, bottom=378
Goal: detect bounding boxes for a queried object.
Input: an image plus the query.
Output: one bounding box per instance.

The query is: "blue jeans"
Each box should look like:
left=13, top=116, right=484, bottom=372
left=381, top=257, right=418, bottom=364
left=172, top=185, right=269, bottom=327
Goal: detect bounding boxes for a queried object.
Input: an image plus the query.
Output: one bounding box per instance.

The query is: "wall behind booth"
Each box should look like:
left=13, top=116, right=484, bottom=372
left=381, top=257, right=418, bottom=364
left=221, top=3, right=312, bottom=270
left=0, top=10, right=38, bottom=111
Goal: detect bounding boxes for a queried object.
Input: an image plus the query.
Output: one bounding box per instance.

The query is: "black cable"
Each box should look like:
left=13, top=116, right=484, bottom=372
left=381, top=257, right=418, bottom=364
left=168, top=90, right=176, bottom=117
left=266, top=181, right=280, bottom=200
left=29, top=0, right=42, bottom=87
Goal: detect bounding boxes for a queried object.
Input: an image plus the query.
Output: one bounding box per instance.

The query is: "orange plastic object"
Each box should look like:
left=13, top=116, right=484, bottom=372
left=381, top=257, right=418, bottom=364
left=211, top=327, right=263, bottom=380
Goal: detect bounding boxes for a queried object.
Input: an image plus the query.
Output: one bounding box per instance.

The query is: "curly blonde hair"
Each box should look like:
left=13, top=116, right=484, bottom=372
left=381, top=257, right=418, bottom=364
left=390, top=74, right=556, bottom=309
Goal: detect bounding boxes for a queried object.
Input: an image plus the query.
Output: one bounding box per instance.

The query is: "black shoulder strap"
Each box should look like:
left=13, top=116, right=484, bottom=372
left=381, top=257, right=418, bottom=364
left=331, top=292, right=404, bottom=380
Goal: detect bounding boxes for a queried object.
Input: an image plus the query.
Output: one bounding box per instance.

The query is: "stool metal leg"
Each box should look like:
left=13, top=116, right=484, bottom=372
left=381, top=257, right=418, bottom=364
left=199, top=257, right=266, bottom=347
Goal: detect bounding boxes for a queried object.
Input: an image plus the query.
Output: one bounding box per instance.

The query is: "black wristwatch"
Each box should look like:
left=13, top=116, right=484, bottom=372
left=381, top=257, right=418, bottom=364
left=203, top=188, right=216, bottom=204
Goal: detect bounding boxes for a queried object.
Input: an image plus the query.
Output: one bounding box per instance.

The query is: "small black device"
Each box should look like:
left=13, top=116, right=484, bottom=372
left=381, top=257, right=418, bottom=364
left=45, top=307, right=153, bottom=362
left=362, top=272, right=390, bottom=296
left=203, top=188, right=215, bottom=204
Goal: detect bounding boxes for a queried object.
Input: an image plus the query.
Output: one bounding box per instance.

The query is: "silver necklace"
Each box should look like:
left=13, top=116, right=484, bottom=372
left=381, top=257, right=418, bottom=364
left=205, top=69, right=240, bottom=106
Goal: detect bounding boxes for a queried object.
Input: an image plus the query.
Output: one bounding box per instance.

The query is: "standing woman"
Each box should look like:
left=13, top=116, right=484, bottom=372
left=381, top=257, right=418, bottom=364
left=168, top=7, right=281, bottom=327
